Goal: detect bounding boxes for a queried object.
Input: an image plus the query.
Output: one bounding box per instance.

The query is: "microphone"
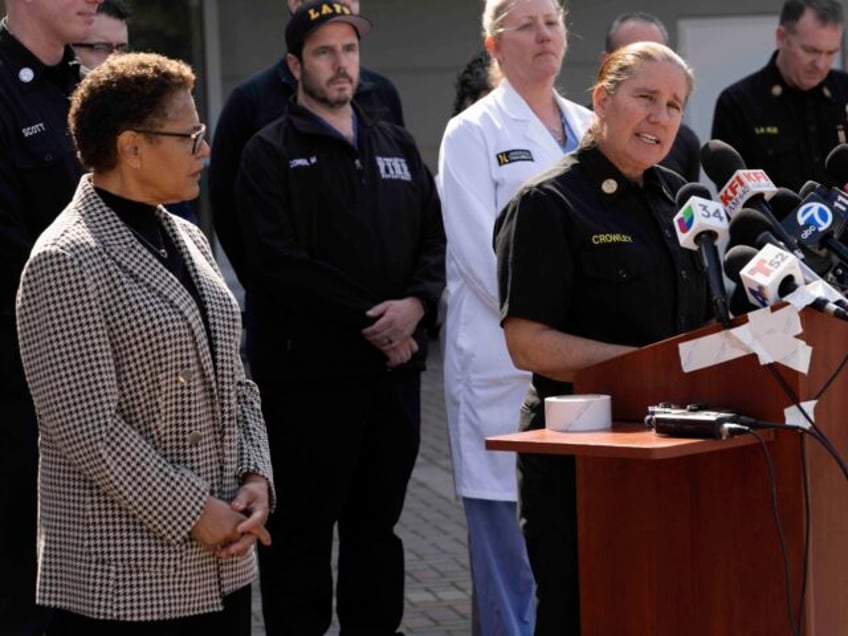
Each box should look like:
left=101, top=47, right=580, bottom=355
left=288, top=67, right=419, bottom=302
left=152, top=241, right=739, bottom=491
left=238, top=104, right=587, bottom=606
left=724, top=245, right=760, bottom=279
left=760, top=187, right=841, bottom=279
left=729, top=209, right=848, bottom=305
left=728, top=208, right=793, bottom=251
left=723, top=245, right=762, bottom=317
left=825, top=143, right=848, bottom=191
left=700, top=139, right=802, bottom=254
left=701, top=140, right=777, bottom=216
left=741, top=245, right=797, bottom=307
left=806, top=170, right=848, bottom=287
left=726, top=243, right=848, bottom=320
left=767, top=187, right=802, bottom=221
left=728, top=207, right=834, bottom=280
left=798, top=180, right=820, bottom=199
left=673, top=183, right=730, bottom=325
left=729, top=280, right=760, bottom=316
left=782, top=190, right=848, bottom=266
left=797, top=179, right=848, bottom=230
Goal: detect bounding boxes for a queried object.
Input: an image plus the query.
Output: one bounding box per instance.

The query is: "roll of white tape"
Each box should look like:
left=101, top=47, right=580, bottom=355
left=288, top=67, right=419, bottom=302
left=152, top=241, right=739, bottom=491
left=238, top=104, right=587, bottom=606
left=544, top=394, right=612, bottom=432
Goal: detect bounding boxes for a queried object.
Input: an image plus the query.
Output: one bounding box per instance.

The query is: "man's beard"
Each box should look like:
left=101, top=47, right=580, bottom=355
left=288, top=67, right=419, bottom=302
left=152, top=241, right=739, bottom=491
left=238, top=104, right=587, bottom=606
left=301, top=66, right=357, bottom=110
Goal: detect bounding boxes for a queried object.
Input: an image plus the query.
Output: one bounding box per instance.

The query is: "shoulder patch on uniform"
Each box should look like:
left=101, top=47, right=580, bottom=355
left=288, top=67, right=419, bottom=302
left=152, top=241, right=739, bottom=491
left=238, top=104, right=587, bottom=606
left=496, top=149, right=534, bottom=166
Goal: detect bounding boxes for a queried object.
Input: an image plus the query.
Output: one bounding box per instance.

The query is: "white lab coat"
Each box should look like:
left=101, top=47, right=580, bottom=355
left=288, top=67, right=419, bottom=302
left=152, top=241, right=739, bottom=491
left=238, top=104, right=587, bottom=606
left=437, top=80, right=593, bottom=500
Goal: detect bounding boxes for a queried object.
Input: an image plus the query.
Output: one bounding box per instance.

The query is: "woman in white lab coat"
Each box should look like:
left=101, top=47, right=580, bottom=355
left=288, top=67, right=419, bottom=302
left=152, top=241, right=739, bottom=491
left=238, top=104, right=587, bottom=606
left=437, top=0, right=592, bottom=634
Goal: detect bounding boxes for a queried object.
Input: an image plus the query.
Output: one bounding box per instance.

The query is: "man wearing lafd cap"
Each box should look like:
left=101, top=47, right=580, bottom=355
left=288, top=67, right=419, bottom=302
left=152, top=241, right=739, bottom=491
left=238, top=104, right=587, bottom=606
left=236, top=2, right=445, bottom=633
left=208, top=0, right=403, bottom=290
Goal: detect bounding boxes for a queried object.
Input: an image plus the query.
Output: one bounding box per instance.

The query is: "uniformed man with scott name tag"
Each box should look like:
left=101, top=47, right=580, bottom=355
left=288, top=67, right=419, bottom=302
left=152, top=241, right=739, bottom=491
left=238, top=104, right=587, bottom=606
left=0, top=0, right=99, bottom=633
left=712, top=0, right=848, bottom=192
left=235, top=2, right=445, bottom=634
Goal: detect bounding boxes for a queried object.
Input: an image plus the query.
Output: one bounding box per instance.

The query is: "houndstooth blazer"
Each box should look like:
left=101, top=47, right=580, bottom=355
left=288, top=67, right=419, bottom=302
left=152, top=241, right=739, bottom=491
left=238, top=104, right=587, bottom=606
left=16, top=175, right=275, bottom=621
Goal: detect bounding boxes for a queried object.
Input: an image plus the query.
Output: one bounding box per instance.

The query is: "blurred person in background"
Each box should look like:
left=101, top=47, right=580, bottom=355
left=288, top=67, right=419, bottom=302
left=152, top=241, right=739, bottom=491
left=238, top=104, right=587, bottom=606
left=71, top=0, right=129, bottom=72
left=712, top=0, right=848, bottom=191
left=0, top=0, right=102, bottom=632
left=71, top=0, right=200, bottom=224
left=452, top=49, right=494, bottom=116
left=601, top=11, right=701, bottom=182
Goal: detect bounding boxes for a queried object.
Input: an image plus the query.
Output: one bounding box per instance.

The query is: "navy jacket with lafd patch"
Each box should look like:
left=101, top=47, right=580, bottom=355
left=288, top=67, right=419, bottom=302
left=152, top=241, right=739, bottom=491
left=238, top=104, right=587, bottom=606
left=236, top=102, right=445, bottom=380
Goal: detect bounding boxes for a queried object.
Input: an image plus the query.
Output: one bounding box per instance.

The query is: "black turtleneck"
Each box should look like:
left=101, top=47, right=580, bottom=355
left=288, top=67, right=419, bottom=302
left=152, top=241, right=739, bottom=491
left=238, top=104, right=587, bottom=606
left=94, top=186, right=215, bottom=363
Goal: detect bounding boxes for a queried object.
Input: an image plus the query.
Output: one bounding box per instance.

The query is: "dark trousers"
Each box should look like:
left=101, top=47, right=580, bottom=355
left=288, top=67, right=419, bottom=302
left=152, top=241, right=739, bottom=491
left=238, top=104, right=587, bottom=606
left=257, top=372, right=420, bottom=636
left=0, top=394, right=51, bottom=636
left=517, top=451, right=580, bottom=636
left=47, top=585, right=251, bottom=635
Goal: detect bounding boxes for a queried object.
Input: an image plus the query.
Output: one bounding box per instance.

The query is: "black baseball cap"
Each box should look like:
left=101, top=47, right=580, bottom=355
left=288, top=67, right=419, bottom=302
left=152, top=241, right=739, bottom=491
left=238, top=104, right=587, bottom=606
left=285, top=1, right=372, bottom=54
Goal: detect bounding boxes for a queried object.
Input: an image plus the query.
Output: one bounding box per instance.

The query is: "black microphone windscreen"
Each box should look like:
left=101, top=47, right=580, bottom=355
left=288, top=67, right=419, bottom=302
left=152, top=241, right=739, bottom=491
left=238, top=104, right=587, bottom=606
left=768, top=188, right=802, bottom=221
left=727, top=208, right=774, bottom=249
left=798, top=180, right=820, bottom=198
left=825, top=143, right=848, bottom=186
left=729, top=283, right=759, bottom=316
left=674, top=182, right=713, bottom=209
left=700, top=139, right=746, bottom=188
left=723, top=244, right=760, bottom=284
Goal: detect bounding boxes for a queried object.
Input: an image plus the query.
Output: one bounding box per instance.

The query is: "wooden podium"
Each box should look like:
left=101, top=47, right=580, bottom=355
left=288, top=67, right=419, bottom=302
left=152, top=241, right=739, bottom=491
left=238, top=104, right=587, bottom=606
left=487, top=308, right=848, bottom=635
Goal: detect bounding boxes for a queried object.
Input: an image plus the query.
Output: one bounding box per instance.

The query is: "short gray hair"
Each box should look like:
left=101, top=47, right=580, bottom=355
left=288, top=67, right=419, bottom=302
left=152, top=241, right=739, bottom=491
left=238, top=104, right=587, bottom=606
left=605, top=12, right=668, bottom=52
left=780, top=0, right=843, bottom=30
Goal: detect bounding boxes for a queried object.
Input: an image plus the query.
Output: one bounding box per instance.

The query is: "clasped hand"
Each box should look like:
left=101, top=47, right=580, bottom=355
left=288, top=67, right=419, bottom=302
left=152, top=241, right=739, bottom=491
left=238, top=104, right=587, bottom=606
left=361, top=297, right=425, bottom=368
left=191, top=474, right=271, bottom=559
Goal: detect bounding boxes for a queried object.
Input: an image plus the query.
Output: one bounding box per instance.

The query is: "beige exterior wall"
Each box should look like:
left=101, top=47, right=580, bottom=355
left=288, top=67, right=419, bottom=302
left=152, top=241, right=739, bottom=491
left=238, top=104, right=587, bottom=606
left=211, top=0, right=805, bottom=171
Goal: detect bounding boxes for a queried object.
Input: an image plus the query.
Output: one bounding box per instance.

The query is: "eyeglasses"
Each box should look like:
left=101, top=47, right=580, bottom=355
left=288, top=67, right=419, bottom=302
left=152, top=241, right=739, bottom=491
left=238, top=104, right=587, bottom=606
left=131, top=124, right=207, bottom=155
left=71, top=42, right=129, bottom=55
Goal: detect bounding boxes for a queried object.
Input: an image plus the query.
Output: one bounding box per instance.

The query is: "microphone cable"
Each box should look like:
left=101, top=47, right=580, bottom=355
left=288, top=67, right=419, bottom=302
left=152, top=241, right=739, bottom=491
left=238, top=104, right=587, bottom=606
left=762, top=360, right=848, bottom=482
left=718, top=343, right=848, bottom=636
left=731, top=426, right=803, bottom=636
left=754, top=350, right=848, bottom=636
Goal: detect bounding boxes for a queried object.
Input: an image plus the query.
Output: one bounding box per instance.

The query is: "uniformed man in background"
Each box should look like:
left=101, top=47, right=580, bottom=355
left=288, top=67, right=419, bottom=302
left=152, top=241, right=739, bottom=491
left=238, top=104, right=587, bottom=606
left=602, top=11, right=702, bottom=183
left=70, top=0, right=129, bottom=72
left=0, top=0, right=101, bottom=633
left=711, top=0, right=848, bottom=192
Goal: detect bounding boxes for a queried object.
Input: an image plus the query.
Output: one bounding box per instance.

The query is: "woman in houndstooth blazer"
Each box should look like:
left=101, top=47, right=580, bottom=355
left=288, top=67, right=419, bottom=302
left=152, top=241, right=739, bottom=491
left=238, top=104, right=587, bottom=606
left=15, top=53, right=274, bottom=634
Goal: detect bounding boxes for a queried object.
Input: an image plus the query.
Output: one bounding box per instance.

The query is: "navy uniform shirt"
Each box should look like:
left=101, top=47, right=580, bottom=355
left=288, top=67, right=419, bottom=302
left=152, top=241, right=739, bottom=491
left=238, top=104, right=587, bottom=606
left=0, top=18, right=84, bottom=393
left=209, top=58, right=405, bottom=284
left=495, top=144, right=708, bottom=420
left=712, top=51, right=848, bottom=192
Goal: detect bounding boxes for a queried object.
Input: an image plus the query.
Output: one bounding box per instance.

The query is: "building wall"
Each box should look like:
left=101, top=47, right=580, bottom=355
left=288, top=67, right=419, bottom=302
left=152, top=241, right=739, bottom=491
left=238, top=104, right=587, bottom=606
left=212, top=0, right=825, bottom=171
